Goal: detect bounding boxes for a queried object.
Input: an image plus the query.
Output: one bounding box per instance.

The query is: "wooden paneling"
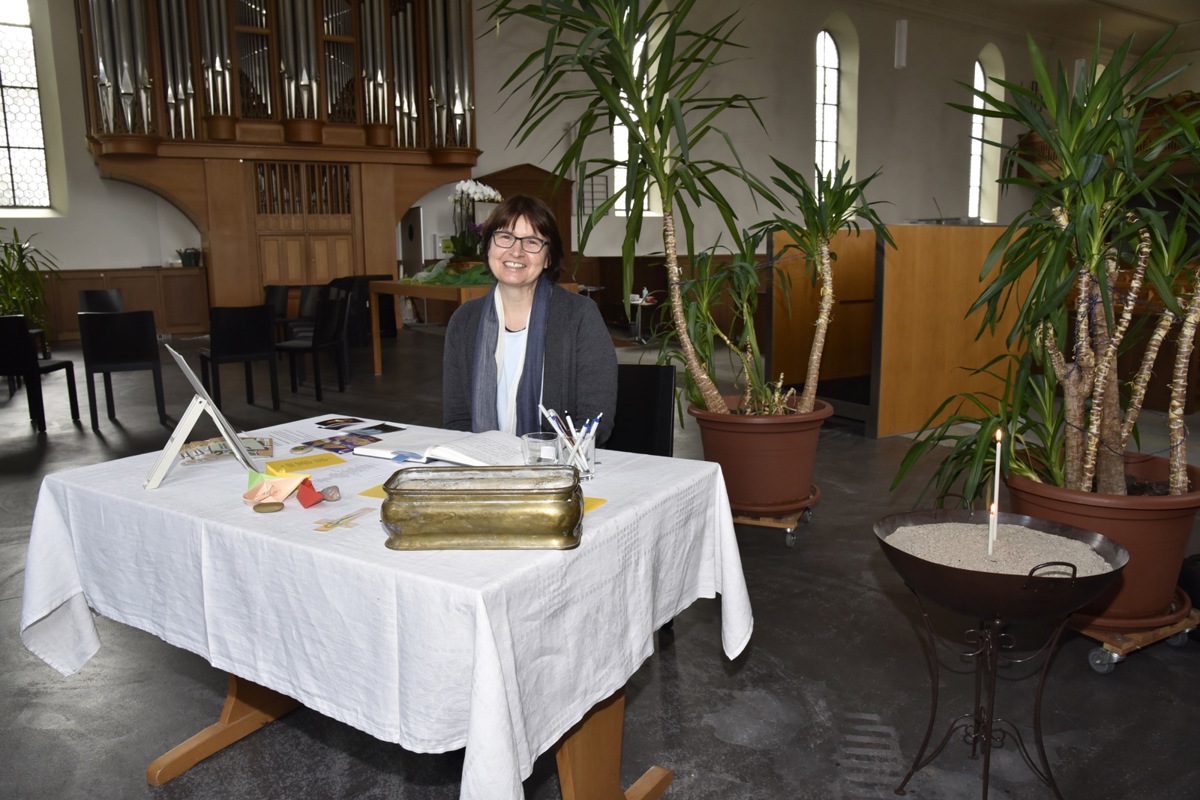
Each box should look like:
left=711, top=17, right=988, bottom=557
left=206, top=160, right=261, bottom=306
left=310, top=235, right=354, bottom=283
left=46, top=267, right=210, bottom=342
left=260, top=236, right=308, bottom=285
left=770, top=229, right=877, bottom=385
left=873, top=225, right=1021, bottom=438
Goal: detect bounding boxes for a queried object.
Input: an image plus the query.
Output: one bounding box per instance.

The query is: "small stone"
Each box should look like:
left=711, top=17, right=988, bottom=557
left=253, top=502, right=285, bottom=513
left=320, top=486, right=341, bottom=502
left=290, top=445, right=314, bottom=454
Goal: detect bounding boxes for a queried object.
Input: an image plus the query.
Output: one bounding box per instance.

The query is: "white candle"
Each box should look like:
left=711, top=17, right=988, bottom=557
left=989, top=428, right=1003, bottom=557
left=988, top=502, right=997, bottom=556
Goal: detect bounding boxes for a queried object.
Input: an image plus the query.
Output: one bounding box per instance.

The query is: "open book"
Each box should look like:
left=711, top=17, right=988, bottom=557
left=353, top=428, right=525, bottom=467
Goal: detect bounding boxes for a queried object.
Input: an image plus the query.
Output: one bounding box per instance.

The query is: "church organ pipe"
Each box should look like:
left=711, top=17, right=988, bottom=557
left=361, top=0, right=387, bottom=126
left=427, top=0, right=446, bottom=146
left=78, top=0, right=470, bottom=149
left=86, top=0, right=153, bottom=134
left=392, top=2, right=419, bottom=147
left=88, top=0, right=116, bottom=132
left=198, top=0, right=232, bottom=117
left=158, top=0, right=196, bottom=138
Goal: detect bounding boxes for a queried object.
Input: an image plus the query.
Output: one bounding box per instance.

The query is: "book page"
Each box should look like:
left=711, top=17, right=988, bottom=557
left=426, top=430, right=525, bottom=466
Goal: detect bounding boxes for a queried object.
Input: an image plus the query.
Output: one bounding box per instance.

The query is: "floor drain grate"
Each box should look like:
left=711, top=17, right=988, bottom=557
left=835, top=711, right=906, bottom=799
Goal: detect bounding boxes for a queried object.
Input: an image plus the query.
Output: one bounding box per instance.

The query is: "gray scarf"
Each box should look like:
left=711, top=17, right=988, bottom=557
left=470, top=278, right=552, bottom=435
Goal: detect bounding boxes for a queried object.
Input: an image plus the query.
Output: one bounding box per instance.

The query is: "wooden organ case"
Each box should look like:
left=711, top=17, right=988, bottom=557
left=76, top=0, right=480, bottom=307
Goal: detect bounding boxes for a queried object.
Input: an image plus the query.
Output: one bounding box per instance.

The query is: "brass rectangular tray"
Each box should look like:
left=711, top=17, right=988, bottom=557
left=381, top=465, right=583, bottom=550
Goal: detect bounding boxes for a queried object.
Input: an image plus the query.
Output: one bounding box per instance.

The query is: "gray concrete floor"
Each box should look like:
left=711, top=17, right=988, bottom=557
left=3, top=326, right=1199, bottom=799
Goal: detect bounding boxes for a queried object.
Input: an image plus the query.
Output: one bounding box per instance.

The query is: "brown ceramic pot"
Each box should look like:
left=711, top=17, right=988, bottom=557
left=1006, top=453, right=1200, bottom=629
left=688, top=397, right=833, bottom=517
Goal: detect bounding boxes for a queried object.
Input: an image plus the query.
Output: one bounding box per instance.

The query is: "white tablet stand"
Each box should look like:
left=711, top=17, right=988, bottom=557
left=144, top=346, right=262, bottom=489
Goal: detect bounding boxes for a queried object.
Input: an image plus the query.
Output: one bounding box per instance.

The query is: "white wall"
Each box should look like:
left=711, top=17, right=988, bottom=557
left=11, top=0, right=1198, bottom=271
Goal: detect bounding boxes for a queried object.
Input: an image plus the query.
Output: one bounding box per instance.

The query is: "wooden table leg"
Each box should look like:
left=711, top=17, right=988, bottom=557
left=371, top=287, right=384, bottom=375
left=146, top=674, right=299, bottom=786
left=555, top=688, right=673, bottom=800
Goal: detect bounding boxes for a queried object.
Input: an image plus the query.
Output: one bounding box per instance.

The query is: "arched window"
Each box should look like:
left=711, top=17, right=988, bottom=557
left=968, top=61, right=986, bottom=219
left=972, top=44, right=1006, bottom=223
left=612, top=32, right=657, bottom=217
left=815, top=31, right=839, bottom=177
left=0, top=0, right=49, bottom=207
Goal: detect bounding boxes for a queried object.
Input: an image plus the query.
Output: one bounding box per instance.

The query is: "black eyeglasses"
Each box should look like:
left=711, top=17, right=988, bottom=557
left=492, top=231, right=550, bottom=254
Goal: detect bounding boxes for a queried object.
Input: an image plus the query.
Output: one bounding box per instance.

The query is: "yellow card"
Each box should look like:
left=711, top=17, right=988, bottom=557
left=359, top=484, right=387, bottom=499
left=583, top=497, right=606, bottom=514
left=266, top=453, right=345, bottom=474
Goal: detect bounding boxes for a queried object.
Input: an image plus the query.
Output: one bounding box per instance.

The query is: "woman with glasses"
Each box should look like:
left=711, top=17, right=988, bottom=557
left=442, top=194, right=617, bottom=444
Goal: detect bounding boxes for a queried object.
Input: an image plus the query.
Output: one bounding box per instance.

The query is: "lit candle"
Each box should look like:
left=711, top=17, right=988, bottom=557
left=989, top=428, right=1003, bottom=556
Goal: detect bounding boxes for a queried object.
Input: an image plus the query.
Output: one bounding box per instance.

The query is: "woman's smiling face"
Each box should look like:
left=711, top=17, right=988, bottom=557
left=487, top=215, right=548, bottom=292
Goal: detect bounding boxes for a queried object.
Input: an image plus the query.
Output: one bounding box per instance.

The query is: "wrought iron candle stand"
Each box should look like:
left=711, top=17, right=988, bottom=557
left=875, top=509, right=1129, bottom=800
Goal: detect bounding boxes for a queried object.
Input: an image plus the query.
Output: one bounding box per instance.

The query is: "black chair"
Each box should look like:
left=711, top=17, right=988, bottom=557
left=78, top=288, right=125, bottom=313
left=605, top=363, right=677, bottom=457
left=0, top=315, right=79, bottom=432
left=78, top=310, right=166, bottom=428
left=280, top=284, right=323, bottom=340
left=329, top=274, right=398, bottom=347
left=199, top=305, right=280, bottom=410
left=263, top=284, right=294, bottom=341
left=275, top=293, right=351, bottom=401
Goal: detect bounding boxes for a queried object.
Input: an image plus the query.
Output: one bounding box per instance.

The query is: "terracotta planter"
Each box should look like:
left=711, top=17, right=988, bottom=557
left=688, top=398, right=833, bottom=517
left=1006, top=453, right=1200, bottom=630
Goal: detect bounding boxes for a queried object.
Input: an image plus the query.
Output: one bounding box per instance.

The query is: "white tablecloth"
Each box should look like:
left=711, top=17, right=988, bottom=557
left=21, top=418, right=753, bottom=800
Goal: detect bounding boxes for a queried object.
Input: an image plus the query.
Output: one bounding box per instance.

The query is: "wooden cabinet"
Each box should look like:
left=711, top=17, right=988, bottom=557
left=46, top=267, right=210, bottom=342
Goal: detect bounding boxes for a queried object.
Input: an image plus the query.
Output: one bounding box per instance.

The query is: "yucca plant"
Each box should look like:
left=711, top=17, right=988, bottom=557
left=0, top=227, right=58, bottom=331
left=896, top=29, right=1200, bottom=504
left=657, top=226, right=793, bottom=414
left=486, top=0, right=775, bottom=414
left=768, top=158, right=895, bottom=414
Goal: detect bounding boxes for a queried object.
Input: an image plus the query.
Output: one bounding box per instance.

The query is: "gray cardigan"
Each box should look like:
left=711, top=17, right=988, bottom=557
left=442, top=283, right=618, bottom=445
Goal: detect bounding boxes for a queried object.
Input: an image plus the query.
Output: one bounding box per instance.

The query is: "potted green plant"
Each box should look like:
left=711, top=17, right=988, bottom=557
left=486, top=0, right=891, bottom=517
left=0, top=227, right=59, bottom=332
left=894, top=30, right=1200, bottom=628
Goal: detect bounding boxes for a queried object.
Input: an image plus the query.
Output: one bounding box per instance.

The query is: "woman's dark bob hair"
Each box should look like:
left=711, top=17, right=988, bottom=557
left=481, top=194, right=564, bottom=283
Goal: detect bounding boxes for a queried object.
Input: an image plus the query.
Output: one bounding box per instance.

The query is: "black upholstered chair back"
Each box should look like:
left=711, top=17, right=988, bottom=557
left=200, top=305, right=280, bottom=410
left=78, top=288, right=125, bottom=313
left=78, top=310, right=166, bottom=427
left=0, top=315, right=80, bottom=433
left=0, top=314, right=41, bottom=374
left=605, top=363, right=676, bottom=457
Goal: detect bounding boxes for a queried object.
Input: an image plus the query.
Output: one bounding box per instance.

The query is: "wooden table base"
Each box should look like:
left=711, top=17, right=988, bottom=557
left=145, top=674, right=299, bottom=786
left=556, top=688, right=673, bottom=800
left=146, top=678, right=673, bottom=799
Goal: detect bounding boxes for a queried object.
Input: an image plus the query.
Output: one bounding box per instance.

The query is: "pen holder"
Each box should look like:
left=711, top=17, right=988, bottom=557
left=558, top=435, right=596, bottom=481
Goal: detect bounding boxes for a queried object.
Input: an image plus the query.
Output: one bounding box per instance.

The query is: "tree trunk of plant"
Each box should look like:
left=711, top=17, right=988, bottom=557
left=663, top=211, right=728, bottom=413
left=1170, top=291, right=1200, bottom=494
left=798, top=239, right=833, bottom=415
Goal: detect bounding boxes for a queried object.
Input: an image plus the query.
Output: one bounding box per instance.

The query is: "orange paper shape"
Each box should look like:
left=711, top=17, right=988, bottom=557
left=297, top=478, right=325, bottom=508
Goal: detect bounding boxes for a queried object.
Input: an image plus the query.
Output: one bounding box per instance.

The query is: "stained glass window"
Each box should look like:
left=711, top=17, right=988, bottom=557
left=0, top=0, right=48, bottom=207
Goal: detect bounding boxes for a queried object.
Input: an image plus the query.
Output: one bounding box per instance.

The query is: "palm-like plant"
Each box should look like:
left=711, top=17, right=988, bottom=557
left=0, top=227, right=58, bottom=331
left=897, top=29, right=1200, bottom=505
left=486, top=0, right=771, bottom=414
left=768, top=158, right=894, bottom=414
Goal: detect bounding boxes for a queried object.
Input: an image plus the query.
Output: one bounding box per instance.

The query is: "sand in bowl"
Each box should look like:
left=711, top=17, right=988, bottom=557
left=888, top=522, right=1113, bottom=577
